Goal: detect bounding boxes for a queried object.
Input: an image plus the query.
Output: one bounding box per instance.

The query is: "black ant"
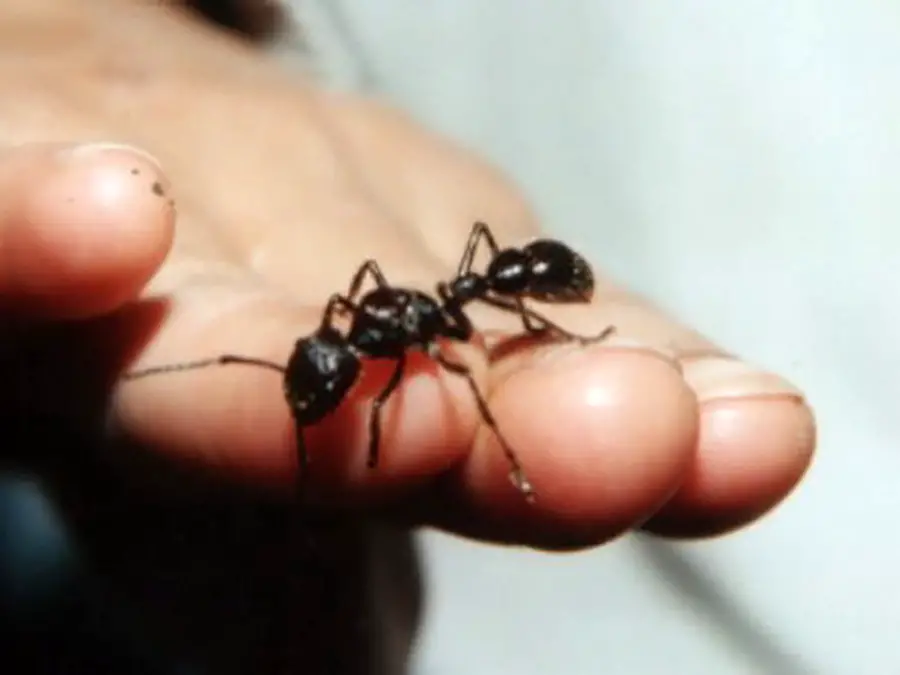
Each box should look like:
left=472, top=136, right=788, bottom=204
left=122, top=224, right=614, bottom=503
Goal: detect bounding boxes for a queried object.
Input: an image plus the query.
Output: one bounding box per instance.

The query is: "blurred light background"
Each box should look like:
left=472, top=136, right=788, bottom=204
left=283, top=2, right=900, bottom=674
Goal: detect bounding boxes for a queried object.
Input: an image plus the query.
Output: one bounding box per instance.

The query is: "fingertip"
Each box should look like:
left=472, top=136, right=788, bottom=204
left=456, top=345, right=699, bottom=546
left=642, top=396, right=817, bottom=538
left=0, top=142, right=175, bottom=320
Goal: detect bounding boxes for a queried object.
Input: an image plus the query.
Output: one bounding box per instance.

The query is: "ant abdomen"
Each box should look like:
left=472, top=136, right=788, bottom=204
left=482, top=239, right=595, bottom=303
left=485, top=249, right=531, bottom=295
left=520, top=239, right=594, bottom=303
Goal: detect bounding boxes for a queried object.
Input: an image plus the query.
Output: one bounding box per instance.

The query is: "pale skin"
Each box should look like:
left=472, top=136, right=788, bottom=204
left=0, top=0, right=816, bottom=670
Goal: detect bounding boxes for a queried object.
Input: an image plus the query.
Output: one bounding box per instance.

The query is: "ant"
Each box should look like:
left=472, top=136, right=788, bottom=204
left=122, top=223, right=614, bottom=503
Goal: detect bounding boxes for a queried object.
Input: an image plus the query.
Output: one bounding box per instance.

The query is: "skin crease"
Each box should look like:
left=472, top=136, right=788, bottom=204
left=0, top=1, right=817, bottom=674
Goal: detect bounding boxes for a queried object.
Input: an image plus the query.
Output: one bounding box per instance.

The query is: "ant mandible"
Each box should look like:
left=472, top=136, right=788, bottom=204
left=122, top=224, right=615, bottom=503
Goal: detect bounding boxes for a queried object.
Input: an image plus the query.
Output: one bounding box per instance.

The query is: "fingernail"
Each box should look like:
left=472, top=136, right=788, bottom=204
left=61, top=142, right=162, bottom=168
left=682, top=356, right=804, bottom=403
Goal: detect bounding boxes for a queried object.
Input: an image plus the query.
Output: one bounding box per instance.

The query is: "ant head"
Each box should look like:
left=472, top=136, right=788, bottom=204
left=284, top=325, right=361, bottom=425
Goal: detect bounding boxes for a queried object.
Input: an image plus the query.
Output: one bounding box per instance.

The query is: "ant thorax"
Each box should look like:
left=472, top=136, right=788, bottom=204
left=347, top=286, right=448, bottom=357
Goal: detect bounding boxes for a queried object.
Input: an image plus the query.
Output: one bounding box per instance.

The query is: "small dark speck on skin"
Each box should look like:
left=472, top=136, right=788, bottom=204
left=151, top=181, right=165, bottom=197
left=130, top=168, right=140, bottom=175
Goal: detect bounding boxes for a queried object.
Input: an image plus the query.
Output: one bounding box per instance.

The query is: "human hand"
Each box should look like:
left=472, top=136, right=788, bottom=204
left=0, top=3, right=818, bottom=672
left=1, top=0, right=815, bottom=549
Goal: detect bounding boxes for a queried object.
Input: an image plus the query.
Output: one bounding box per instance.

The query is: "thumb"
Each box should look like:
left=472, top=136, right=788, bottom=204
left=0, top=142, right=174, bottom=322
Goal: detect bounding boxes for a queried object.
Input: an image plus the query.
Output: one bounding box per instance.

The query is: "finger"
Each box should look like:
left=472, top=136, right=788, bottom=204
left=0, top=142, right=174, bottom=321
left=428, top=288, right=815, bottom=548
left=418, top=338, right=699, bottom=549
left=642, top=354, right=815, bottom=538
left=110, top=281, right=479, bottom=503
left=563, top=297, right=815, bottom=539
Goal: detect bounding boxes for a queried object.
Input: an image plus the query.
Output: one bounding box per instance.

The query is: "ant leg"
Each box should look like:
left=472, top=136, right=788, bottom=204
left=433, top=350, right=536, bottom=503
left=457, top=221, right=502, bottom=277
left=437, top=283, right=475, bottom=341
left=346, top=259, right=390, bottom=298
left=508, top=296, right=543, bottom=335
left=294, top=424, right=310, bottom=492
left=321, top=260, right=391, bottom=324
left=124, top=355, right=286, bottom=380
left=481, top=294, right=616, bottom=345
left=367, top=353, right=407, bottom=469
left=122, top=355, right=311, bottom=490
left=319, top=293, right=359, bottom=331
